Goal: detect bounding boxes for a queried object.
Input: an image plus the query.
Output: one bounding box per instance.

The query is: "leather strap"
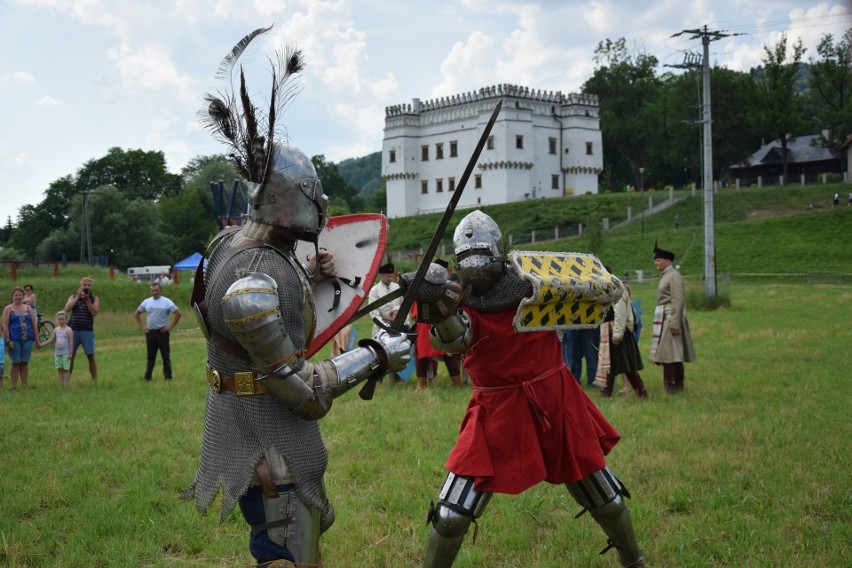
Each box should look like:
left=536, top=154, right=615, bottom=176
left=256, top=457, right=280, bottom=498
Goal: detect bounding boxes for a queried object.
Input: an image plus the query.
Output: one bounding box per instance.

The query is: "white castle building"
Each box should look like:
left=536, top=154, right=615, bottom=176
left=382, top=84, right=603, bottom=218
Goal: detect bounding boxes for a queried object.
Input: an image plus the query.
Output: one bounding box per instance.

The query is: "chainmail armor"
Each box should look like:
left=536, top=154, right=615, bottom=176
left=464, top=263, right=533, bottom=313
left=184, top=233, right=329, bottom=520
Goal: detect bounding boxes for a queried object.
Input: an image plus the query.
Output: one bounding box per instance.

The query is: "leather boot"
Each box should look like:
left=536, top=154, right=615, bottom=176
left=417, top=376, right=428, bottom=389
left=600, top=373, right=615, bottom=397
left=626, top=372, right=648, bottom=398
left=450, top=375, right=462, bottom=387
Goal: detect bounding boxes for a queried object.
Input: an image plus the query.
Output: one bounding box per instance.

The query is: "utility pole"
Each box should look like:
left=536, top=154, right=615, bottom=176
left=79, top=191, right=96, bottom=265
left=670, top=26, right=740, bottom=298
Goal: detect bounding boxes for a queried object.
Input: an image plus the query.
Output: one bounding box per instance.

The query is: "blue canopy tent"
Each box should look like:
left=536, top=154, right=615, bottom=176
left=171, top=252, right=206, bottom=284
left=173, top=252, right=206, bottom=271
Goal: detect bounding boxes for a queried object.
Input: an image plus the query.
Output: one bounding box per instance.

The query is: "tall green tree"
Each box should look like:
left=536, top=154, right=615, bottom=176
left=158, top=155, right=231, bottom=257
left=75, top=147, right=182, bottom=200
left=582, top=38, right=662, bottom=191
left=311, top=154, right=364, bottom=213
left=752, top=34, right=807, bottom=180
left=38, top=186, right=169, bottom=268
left=806, top=29, right=852, bottom=146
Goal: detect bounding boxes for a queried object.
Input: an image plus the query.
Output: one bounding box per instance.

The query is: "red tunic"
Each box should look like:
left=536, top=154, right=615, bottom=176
left=444, top=308, right=620, bottom=494
left=412, top=304, right=444, bottom=359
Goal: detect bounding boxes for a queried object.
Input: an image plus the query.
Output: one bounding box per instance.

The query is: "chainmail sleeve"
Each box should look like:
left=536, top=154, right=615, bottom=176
left=184, top=234, right=329, bottom=520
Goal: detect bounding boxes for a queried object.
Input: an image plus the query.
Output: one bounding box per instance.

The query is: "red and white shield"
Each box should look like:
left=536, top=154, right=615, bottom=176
left=296, top=213, right=388, bottom=358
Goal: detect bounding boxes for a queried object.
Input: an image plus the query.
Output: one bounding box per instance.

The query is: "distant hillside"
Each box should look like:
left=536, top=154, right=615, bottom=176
left=382, top=183, right=852, bottom=279
left=338, top=152, right=382, bottom=201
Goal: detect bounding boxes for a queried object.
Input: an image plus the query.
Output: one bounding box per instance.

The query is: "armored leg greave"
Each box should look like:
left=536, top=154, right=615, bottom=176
left=566, top=467, right=644, bottom=567
left=239, top=484, right=327, bottom=565
left=424, top=472, right=492, bottom=568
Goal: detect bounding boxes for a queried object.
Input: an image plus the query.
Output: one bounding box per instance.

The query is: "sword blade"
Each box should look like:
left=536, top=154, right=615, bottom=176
left=358, top=99, right=502, bottom=401
left=391, top=99, right=502, bottom=330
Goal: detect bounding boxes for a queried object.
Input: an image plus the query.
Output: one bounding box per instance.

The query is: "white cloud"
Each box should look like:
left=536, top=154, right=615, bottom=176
left=107, top=41, right=195, bottom=100
left=37, top=96, right=60, bottom=107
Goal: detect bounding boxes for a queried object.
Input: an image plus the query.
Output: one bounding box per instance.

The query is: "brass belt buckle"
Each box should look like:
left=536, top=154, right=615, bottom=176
left=207, top=366, right=222, bottom=393
left=234, top=372, right=256, bottom=395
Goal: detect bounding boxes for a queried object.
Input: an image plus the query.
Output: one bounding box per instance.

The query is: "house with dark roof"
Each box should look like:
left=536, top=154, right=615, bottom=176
left=729, top=133, right=843, bottom=187
left=840, top=135, right=852, bottom=179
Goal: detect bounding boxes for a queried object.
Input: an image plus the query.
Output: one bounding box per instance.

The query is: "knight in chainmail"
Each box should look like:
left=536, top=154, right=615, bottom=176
left=183, top=28, right=410, bottom=568
left=409, top=210, right=645, bottom=568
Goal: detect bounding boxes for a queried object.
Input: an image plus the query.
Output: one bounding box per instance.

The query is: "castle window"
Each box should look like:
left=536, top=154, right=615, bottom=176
left=448, top=177, right=456, bottom=192
left=436, top=179, right=444, bottom=193
left=436, top=143, right=444, bottom=159
left=549, top=138, right=557, bottom=155
left=421, top=180, right=428, bottom=194
left=389, top=149, right=396, bottom=163
left=474, top=174, right=482, bottom=189
left=421, top=145, right=429, bottom=161
left=487, top=136, right=494, bottom=150
left=450, top=141, right=458, bottom=157
left=516, top=135, right=524, bottom=149
left=551, top=175, right=559, bottom=189
left=586, top=142, right=593, bottom=155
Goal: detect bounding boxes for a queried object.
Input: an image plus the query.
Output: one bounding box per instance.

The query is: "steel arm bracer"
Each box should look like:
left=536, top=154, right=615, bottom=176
left=429, top=311, right=473, bottom=354
left=260, top=346, right=384, bottom=421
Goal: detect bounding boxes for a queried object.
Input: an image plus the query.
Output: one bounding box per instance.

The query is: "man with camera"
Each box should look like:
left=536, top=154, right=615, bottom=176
left=64, top=276, right=100, bottom=381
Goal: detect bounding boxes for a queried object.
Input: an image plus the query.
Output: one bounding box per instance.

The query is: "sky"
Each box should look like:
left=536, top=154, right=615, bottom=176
left=1, top=0, right=850, bottom=224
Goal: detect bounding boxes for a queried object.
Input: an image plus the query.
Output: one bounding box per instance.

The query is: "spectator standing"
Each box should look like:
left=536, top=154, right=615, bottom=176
left=598, top=278, right=647, bottom=398
left=562, top=328, right=600, bottom=387
left=368, top=262, right=403, bottom=382
left=3, top=287, right=38, bottom=389
left=674, top=213, right=680, bottom=230
left=22, top=284, right=38, bottom=312
left=40, top=311, right=73, bottom=386
left=64, top=276, right=100, bottom=381
left=156, top=271, right=172, bottom=285
left=134, top=282, right=182, bottom=381
left=0, top=323, right=5, bottom=388
left=833, top=192, right=840, bottom=207
left=368, top=262, right=402, bottom=336
left=649, top=246, right=696, bottom=392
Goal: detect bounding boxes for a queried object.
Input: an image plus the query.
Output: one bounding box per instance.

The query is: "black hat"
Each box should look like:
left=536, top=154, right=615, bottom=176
left=434, top=258, right=449, bottom=269
left=653, top=247, right=675, bottom=261
left=378, top=262, right=395, bottom=274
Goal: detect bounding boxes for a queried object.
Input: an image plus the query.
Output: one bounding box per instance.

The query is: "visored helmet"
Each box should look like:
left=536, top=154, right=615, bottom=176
left=453, top=210, right=505, bottom=295
left=247, top=143, right=329, bottom=242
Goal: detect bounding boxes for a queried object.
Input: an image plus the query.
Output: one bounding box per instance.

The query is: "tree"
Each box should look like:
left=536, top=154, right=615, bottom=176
left=752, top=34, right=807, bottom=181
left=75, top=147, right=182, bottom=200
left=369, top=186, right=388, bottom=213
left=37, top=186, right=170, bottom=269
left=582, top=38, right=662, bottom=191
left=312, top=154, right=364, bottom=212
left=158, top=155, right=231, bottom=258
left=806, top=29, right=852, bottom=146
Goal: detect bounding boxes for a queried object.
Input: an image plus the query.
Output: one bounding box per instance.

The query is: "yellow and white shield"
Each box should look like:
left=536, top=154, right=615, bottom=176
left=509, top=251, right=623, bottom=332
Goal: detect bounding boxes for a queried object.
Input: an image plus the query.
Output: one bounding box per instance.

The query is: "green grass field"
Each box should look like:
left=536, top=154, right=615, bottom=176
left=0, top=184, right=850, bottom=566
left=0, top=279, right=849, bottom=567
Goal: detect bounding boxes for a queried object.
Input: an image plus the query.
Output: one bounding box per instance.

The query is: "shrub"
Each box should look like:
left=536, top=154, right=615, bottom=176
left=687, top=287, right=732, bottom=310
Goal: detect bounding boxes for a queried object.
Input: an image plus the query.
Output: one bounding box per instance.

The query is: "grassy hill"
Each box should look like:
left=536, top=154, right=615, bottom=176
left=383, top=183, right=852, bottom=279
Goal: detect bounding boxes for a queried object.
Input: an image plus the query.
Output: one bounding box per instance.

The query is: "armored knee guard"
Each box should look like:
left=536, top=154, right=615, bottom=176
left=239, top=484, right=324, bottom=565
left=567, top=467, right=644, bottom=567
left=424, top=472, right=492, bottom=568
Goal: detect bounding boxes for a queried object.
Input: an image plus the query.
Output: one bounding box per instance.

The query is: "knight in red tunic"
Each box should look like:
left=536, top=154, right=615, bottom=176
left=414, top=210, right=644, bottom=568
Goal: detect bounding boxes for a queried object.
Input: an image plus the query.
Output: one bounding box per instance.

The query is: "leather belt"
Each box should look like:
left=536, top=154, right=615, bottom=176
left=206, top=364, right=270, bottom=396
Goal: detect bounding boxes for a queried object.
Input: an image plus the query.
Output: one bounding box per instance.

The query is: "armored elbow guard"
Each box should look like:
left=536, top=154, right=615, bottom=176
left=221, top=272, right=302, bottom=376
left=430, top=312, right=473, bottom=353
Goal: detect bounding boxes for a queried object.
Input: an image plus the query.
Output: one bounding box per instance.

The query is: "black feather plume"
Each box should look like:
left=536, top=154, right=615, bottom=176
left=198, top=25, right=306, bottom=185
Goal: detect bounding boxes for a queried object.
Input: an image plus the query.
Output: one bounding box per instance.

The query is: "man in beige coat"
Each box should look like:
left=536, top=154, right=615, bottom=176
left=649, top=246, right=695, bottom=392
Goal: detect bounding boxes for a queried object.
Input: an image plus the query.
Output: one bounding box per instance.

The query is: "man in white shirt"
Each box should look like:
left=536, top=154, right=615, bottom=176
left=134, top=282, right=182, bottom=381
left=368, top=262, right=403, bottom=382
